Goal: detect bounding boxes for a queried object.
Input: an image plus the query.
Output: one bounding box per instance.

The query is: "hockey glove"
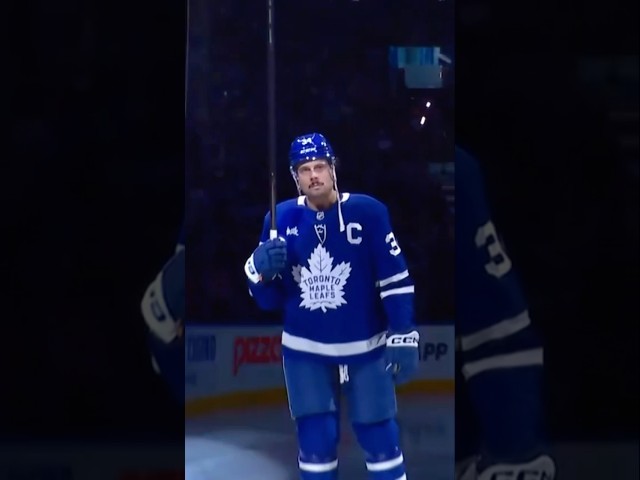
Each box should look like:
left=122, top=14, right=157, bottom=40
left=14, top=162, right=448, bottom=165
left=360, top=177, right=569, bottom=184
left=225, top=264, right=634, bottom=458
left=385, top=329, right=420, bottom=385
left=245, top=237, right=287, bottom=283
left=457, top=454, right=556, bottom=480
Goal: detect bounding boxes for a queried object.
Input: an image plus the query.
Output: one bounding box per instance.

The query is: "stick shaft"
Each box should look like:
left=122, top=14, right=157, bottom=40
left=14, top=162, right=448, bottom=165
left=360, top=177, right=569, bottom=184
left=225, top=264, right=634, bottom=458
left=267, top=0, right=277, bottom=239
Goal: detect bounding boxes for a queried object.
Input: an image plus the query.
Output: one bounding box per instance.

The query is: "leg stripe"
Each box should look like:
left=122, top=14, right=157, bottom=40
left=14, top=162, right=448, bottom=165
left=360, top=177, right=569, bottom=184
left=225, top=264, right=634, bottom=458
left=299, top=458, right=339, bottom=473
left=366, top=453, right=404, bottom=472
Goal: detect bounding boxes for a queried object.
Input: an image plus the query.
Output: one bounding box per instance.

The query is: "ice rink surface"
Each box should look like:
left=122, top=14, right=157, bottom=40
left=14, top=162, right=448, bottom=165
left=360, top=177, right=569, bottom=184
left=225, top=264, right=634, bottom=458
left=185, top=390, right=639, bottom=480
left=185, top=393, right=455, bottom=480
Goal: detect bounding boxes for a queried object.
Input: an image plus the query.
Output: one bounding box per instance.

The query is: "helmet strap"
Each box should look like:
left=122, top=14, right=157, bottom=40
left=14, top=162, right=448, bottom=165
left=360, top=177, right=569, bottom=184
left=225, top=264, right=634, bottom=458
left=290, top=167, right=302, bottom=195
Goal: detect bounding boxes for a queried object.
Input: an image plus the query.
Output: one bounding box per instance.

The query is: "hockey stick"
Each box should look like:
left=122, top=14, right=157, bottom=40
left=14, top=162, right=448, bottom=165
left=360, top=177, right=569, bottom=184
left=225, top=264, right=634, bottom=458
left=267, top=0, right=278, bottom=240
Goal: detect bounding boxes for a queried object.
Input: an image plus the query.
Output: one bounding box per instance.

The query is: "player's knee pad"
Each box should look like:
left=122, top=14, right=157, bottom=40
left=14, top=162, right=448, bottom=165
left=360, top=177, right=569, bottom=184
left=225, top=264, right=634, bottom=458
left=352, top=419, right=406, bottom=479
left=296, top=413, right=340, bottom=479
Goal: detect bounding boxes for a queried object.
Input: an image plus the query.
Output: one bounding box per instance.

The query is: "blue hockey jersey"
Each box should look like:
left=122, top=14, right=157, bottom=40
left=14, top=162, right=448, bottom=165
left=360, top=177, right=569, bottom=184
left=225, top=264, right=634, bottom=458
left=455, top=146, right=534, bottom=350
left=455, top=146, right=547, bottom=463
left=247, top=193, right=415, bottom=364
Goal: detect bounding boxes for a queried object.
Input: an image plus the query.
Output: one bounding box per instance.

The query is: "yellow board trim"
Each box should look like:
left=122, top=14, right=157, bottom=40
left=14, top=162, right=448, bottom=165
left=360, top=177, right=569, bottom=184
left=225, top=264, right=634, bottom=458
left=185, top=379, right=453, bottom=418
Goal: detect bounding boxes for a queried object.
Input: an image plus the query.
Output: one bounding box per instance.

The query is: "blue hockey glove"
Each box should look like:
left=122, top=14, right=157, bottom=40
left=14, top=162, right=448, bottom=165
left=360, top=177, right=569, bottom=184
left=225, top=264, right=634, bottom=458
left=385, top=329, right=420, bottom=385
left=457, top=454, right=556, bottom=480
left=244, top=237, right=287, bottom=283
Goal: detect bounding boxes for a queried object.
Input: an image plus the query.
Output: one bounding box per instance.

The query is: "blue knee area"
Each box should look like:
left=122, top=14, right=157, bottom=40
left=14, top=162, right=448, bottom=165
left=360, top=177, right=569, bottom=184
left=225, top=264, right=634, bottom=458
left=346, top=356, right=397, bottom=424
left=284, top=356, right=339, bottom=419
left=352, top=419, right=401, bottom=460
left=297, top=413, right=339, bottom=462
left=353, top=419, right=405, bottom=479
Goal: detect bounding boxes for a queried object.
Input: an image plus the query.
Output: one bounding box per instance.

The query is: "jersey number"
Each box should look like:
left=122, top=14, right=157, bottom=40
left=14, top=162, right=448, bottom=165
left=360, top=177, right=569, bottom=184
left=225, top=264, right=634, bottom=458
left=385, top=232, right=402, bottom=256
left=475, top=220, right=512, bottom=278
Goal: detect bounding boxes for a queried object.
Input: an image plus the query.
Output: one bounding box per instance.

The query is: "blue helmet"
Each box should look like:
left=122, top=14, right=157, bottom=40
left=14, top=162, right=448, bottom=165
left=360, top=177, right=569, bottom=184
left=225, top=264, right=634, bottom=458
left=288, top=133, right=336, bottom=172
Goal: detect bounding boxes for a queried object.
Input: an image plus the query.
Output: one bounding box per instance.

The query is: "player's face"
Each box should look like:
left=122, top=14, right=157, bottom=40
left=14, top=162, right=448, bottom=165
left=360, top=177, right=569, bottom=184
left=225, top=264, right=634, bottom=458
left=297, top=160, right=334, bottom=199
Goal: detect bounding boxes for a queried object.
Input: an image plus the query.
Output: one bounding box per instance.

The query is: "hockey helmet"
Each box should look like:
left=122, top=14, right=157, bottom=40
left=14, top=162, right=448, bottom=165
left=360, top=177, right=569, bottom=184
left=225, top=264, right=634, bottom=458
left=288, top=132, right=336, bottom=174
left=288, top=132, right=346, bottom=232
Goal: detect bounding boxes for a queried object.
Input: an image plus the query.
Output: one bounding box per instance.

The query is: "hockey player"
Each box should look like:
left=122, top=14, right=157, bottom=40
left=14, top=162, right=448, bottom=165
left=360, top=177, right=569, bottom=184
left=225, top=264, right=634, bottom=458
left=140, top=225, right=185, bottom=403
left=454, top=146, right=556, bottom=479
left=244, top=133, right=419, bottom=480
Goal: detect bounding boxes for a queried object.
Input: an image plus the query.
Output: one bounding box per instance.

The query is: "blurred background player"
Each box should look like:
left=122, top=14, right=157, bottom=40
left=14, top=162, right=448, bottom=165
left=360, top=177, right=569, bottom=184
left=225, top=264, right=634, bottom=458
left=454, top=146, right=556, bottom=479
left=244, top=133, right=419, bottom=480
left=140, top=225, right=185, bottom=404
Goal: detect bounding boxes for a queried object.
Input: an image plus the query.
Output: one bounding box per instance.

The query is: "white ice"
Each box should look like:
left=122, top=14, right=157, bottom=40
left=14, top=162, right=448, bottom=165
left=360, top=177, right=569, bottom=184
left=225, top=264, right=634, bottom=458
left=185, top=393, right=455, bottom=480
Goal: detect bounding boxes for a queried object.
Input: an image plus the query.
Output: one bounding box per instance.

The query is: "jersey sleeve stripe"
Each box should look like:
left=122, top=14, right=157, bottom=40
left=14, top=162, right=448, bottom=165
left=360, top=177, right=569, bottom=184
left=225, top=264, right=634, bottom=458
left=379, top=285, right=415, bottom=299
left=376, top=269, right=410, bottom=287
left=459, top=310, right=531, bottom=351
left=461, top=347, right=543, bottom=380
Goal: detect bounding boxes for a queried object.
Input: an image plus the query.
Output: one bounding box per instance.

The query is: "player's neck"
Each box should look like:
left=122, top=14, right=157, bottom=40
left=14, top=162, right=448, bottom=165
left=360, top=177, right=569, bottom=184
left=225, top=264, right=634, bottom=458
left=305, top=190, right=338, bottom=211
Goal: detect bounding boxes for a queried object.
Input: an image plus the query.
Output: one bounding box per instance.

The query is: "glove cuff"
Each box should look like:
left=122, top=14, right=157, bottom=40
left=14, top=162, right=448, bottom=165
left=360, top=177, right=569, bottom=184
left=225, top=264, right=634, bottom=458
left=244, top=253, right=262, bottom=284
left=386, top=330, right=419, bottom=348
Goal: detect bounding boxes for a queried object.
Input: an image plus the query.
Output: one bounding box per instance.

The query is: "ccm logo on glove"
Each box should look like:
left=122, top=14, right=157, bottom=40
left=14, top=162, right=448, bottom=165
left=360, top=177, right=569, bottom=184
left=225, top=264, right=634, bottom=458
left=385, top=330, right=420, bottom=385
left=388, top=335, right=419, bottom=346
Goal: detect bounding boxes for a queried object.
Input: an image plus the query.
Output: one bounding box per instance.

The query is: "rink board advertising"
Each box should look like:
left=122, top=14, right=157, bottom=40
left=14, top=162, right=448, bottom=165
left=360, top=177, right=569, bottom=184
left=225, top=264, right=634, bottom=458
left=185, top=324, right=454, bottom=416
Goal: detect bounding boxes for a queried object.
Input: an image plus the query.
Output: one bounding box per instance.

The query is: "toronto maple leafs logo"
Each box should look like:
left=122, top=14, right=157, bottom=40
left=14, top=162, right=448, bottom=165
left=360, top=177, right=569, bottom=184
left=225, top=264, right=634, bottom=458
left=291, top=264, right=302, bottom=284
left=292, top=245, right=351, bottom=313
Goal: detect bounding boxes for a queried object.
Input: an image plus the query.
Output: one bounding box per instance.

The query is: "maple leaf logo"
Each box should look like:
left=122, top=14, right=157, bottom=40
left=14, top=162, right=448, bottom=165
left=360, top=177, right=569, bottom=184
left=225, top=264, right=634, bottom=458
left=291, top=265, right=302, bottom=284
left=297, top=244, right=351, bottom=313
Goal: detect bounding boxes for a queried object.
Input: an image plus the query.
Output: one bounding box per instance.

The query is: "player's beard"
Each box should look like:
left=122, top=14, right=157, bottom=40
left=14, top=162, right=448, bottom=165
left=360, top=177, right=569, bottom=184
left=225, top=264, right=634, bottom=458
left=304, top=181, right=336, bottom=209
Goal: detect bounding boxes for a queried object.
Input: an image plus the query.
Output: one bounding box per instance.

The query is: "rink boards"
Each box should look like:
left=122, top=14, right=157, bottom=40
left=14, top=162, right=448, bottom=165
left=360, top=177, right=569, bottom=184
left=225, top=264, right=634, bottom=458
left=185, top=324, right=455, bottom=417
